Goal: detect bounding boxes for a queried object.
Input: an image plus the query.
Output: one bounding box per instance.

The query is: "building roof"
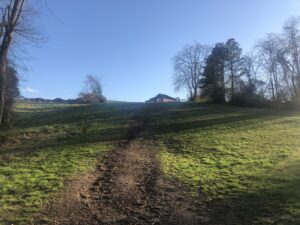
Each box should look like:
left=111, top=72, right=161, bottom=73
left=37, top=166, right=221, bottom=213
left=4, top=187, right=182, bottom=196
left=147, top=93, right=176, bottom=102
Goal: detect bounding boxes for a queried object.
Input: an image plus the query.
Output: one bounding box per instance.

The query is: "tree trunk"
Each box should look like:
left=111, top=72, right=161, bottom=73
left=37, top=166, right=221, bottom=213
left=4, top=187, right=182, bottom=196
left=231, top=72, right=234, bottom=99
left=0, top=61, right=7, bottom=126
left=193, top=87, right=197, bottom=101
left=0, top=0, right=26, bottom=126
left=0, top=86, right=5, bottom=126
left=270, top=76, right=276, bottom=103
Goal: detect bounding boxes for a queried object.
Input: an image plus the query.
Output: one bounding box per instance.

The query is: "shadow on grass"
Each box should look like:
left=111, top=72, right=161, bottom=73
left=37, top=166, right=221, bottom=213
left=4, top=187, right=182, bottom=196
left=0, top=103, right=144, bottom=224
left=205, top=162, right=300, bottom=225
left=15, top=104, right=137, bottom=129
left=1, top=102, right=299, bottom=224
left=1, top=103, right=143, bottom=157
left=136, top=103, right=295, bottom=139
left=0, top=126, right=130, bottom=157
left=136, top=103, right=300, bottom=224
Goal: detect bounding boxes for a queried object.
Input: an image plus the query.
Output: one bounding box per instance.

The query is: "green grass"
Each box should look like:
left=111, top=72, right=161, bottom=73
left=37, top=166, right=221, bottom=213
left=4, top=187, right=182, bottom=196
left=138, top=103, right=300, bottom=225
left=1, top=101, right=300, bottom=224
left=0, top=102, right=141, bottom=224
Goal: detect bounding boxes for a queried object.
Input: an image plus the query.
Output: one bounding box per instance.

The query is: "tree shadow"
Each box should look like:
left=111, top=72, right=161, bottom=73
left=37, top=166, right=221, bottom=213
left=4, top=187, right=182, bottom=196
left=204, top=161, right=300, bottom=225
left=14, top=104, right=135, bottom=129
left=136, top=103, right=297, bottom=139
left=1, top=103, right=144, bottom=157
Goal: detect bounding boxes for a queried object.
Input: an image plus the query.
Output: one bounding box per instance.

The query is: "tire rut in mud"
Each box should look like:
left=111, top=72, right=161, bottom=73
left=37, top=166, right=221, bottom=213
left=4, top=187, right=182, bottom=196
left=36, top=123, right=200, bottom=225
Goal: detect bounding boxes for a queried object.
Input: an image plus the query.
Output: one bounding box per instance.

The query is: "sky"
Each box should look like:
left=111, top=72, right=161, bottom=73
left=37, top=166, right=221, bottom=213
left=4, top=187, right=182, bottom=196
left=20, top=0, right=300, bottom=102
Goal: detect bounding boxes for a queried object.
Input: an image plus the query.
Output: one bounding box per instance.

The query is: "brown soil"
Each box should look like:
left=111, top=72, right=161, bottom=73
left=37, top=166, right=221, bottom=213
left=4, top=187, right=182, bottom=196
left=35, top=123, right=202, bottom=225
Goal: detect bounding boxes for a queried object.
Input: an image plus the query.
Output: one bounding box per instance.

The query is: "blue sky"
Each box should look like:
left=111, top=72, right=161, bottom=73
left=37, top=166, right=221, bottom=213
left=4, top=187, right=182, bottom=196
left=20, top=0, right=300, bottom=102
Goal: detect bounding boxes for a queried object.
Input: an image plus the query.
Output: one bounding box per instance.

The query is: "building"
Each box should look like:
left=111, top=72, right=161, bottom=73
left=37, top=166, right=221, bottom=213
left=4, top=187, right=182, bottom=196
left=146, top=94, right=177, bottom=103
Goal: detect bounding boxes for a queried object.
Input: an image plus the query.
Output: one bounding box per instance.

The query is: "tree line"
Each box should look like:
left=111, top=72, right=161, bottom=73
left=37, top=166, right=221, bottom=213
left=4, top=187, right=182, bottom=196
left=173, top=16, right=300, bottom=108
left=18, top=74, right=106, bottom=105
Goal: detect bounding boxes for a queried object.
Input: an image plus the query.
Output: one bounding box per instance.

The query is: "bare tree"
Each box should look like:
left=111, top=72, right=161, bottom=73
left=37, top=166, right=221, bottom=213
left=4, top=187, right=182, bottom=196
left=240, top=51, right=264, bottom=95
left=281, top=17, right=300, bottom=100
left=173, top=43, right=211, bottom=101
left=0, top=0, right=26, bottom=126
left=257, top=34, right=284, bottom=103
left=79, top=74, right=106, bottom=103
left=255, top=17, right=300, bottom=103
left=0, top=0, right=42, bottom=127
left=276, top=47, right=298, bottom=100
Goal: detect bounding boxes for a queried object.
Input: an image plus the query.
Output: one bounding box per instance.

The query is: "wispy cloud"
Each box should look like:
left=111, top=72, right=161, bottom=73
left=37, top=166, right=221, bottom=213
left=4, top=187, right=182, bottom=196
left=22, top=87, right=41, bottom=93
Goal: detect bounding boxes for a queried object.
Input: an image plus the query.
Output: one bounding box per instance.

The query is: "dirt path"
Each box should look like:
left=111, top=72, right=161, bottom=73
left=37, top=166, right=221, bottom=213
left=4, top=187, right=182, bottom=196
left=36, top=122, right=201, bottom=225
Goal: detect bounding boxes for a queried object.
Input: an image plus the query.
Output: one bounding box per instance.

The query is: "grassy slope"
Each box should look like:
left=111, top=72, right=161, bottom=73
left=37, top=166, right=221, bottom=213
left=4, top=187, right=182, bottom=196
left=139, top=103, right=300, bottom=225
left=0, top=102, right=141, bottom=224
left=1, top=102, right=300, bottom=225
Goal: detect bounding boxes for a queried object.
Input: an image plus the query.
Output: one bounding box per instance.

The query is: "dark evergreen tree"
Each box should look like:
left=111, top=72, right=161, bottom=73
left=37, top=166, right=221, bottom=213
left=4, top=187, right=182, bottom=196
left=201, top=43, right=227, bottom=103
left=225, top=38, right=243, bottom=99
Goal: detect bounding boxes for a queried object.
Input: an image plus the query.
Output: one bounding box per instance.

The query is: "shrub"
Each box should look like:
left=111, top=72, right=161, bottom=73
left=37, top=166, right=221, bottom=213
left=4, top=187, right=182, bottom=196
left=230, top=93, right=269, bottom=108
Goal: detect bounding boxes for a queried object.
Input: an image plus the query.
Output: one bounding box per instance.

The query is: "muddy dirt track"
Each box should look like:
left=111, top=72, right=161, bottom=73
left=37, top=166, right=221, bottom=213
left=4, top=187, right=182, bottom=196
left=35, top=122, right=202, bottom=225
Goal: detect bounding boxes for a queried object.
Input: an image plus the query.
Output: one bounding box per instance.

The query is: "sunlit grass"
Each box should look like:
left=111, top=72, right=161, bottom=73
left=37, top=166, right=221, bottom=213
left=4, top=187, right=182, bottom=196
left=0, top=102, right=138, bottom=224
left=142, top=103, right=300, bottom=224
left=1, top=102, right=300, bottom=224
left=0, top=143, right=108, bottom=223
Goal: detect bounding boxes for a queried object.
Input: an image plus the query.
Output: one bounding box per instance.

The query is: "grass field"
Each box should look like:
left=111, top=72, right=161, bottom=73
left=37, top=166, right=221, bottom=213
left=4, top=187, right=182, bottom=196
left=140, top=103, right=300, bottom=224
left=0, top=102, right=139, bottom=224
left=0, top=102, right=300, bottom=224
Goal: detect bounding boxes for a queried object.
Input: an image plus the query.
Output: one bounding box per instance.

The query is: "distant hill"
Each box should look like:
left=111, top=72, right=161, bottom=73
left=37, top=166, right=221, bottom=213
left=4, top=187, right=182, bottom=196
left=17, top=96, right=126, bottom=104
left=17, top=96, right=82, bottom=104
